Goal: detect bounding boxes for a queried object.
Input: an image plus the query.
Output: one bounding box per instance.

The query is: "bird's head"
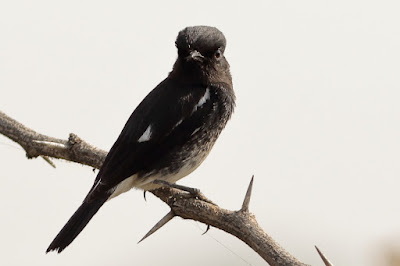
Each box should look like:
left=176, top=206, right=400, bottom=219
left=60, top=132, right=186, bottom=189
left=172, top=26, right=231, bottom=84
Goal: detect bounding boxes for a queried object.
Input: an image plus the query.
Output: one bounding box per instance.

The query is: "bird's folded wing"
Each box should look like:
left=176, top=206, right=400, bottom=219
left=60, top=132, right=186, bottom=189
left=84, top=79, right=215, bottom=202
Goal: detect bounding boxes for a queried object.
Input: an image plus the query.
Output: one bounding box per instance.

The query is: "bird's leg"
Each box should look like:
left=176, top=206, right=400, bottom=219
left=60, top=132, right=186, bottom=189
left=153, top=179, right=200, bottom=194
left=152, top=179, right=215, bottom=205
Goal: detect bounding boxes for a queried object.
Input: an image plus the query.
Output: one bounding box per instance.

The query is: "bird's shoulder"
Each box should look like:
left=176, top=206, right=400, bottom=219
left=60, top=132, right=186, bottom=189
left=121, top=78, right=210, bottom=141
left=85, top=78, right=217, bottom=200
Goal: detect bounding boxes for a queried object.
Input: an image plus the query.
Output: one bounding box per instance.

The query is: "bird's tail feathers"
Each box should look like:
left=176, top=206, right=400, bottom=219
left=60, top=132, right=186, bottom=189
left=46, top=196, right=108, bottom=253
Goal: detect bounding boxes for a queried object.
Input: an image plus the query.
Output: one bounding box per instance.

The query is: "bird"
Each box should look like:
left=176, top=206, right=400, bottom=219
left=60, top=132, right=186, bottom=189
left=46, top=25, right=235, bottom=253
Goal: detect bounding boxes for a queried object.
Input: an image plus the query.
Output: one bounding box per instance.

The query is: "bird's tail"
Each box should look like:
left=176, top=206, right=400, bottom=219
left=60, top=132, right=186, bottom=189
left=46, top=197, right=108, bottom=253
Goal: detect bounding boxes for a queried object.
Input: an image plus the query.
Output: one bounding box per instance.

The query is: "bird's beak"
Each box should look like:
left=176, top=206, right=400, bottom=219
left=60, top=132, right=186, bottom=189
left=188, top=50, right=204, bottom=62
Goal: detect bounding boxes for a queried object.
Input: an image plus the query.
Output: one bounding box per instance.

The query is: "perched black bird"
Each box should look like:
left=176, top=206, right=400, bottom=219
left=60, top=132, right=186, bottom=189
left=46, top=25, right=235, bottom=253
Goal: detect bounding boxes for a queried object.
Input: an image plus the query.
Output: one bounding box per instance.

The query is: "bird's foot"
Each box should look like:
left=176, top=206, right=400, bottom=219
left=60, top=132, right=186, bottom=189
left=152, top=179, right=215, bottom=205
left=153, top=179, right=199, bottom=194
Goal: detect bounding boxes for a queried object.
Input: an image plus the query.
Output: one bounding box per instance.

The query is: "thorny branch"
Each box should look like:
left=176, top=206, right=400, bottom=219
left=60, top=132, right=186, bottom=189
left=0, top=110, right=332, bottom=266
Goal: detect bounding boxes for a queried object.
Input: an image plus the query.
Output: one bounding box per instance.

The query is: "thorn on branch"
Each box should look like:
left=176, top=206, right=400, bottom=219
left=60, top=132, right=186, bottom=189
left=41, top=156, right=56, bottom=168
left=315, top=246, right=334, bottom=266
left=240, top=175, right=254, bottom=212
left=138, top=211, right=175, bottom=243
left=32, top=139, right=67, bottom=148
left=29, top=140, right=68, bottom=159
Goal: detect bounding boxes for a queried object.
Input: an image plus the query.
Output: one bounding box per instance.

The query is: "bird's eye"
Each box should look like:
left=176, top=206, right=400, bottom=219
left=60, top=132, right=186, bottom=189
left=214, top=49, right=222, bottom=60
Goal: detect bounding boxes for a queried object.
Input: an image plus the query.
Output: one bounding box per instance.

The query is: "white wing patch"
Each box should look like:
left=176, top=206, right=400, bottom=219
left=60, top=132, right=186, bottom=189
left=138, top=125, right=152, bottom=142
left=193, top=88, right=210, bottom=112
left=191, top=127, right=200, bottom=136
left=174, top=119, right=183, bottom=129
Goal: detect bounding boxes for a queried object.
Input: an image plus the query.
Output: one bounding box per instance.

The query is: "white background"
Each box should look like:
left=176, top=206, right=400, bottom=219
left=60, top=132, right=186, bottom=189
left=1, top=1, right=400, bottom=265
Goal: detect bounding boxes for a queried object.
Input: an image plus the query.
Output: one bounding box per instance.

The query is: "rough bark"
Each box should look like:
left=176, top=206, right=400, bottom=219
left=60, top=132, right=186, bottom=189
left=0, top=110, right=309, bottom=266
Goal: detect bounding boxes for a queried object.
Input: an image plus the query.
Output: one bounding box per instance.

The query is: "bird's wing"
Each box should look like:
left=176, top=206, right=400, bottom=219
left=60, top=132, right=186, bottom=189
left=84, top=78, right=216, bottom=202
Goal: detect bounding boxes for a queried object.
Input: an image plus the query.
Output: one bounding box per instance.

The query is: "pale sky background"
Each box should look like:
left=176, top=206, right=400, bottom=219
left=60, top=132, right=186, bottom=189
left=1, top=1, right=400, bottom=265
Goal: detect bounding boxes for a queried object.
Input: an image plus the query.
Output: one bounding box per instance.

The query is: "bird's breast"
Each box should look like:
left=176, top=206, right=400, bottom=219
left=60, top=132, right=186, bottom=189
left=135, top=84, right=234, bottom=190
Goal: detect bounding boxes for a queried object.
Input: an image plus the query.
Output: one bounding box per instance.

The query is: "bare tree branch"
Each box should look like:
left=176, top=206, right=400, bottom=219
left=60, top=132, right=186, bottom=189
left=0, top=110, right=310, bottom=266
left=0, top=111, right=105, bottom=169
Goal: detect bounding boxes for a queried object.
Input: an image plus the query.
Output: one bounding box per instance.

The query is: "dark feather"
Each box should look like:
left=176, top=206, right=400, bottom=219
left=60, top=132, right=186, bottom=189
left=46, top=196, right=108, bottom=253
left=46, top=25, right=235, bottom=253
left=85, top=79, right=227, bottom=201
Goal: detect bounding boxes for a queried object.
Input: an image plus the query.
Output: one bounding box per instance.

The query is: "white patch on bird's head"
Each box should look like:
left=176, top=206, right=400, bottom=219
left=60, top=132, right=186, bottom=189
left=138, top=125, right=152, bottom=142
